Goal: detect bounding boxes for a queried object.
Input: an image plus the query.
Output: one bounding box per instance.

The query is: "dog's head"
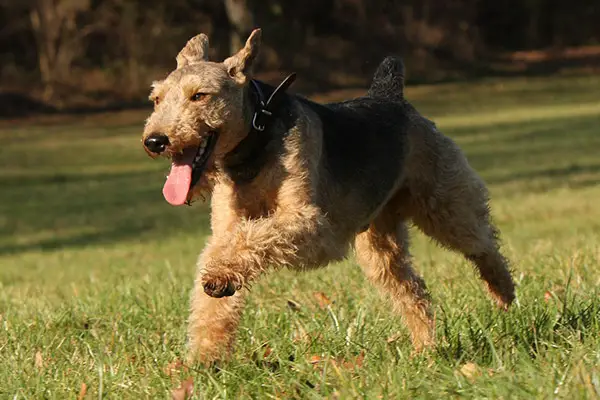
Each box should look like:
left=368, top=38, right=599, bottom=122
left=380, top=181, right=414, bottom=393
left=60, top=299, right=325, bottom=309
left=142, top=29, right=262, bottom=206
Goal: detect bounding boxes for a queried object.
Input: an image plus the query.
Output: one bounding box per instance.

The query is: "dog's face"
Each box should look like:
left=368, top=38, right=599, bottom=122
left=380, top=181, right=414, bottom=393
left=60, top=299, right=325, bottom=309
left=142, top=29, right=261, bottom=206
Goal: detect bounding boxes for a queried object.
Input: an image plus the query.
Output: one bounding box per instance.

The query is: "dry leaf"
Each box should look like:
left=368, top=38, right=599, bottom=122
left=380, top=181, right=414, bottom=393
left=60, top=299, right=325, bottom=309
left=332, top=351, right=365, bottom=370
left=77, top=383, right=87, bottom=400
left=262, top=345, right=273, bottom=358
left=292, top=324, right=309, bottom=343
left=309, top=355, right=323, bottom=368
left=386, top=332, right=403, bottom=344
left=275, top=390, right=289, bottom=399
left=164, top=359, right=187, bottom=377
left=171, top=376, right=194, bottom=400
left=287, top=299, right=302, bottom=311
left=252, top=343, right=274, bottom=363
left=459, top=362, right=481, bottom=382
left=348, top=351, right=365, bottom=369
left=313, top=292, right=332, bottom=309
left=34, top=351, right=44, bottom=369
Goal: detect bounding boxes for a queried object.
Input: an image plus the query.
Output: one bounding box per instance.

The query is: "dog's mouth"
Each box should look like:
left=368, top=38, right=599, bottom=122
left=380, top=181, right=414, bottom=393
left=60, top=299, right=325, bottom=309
left=162, top=131, right=218, bottom=206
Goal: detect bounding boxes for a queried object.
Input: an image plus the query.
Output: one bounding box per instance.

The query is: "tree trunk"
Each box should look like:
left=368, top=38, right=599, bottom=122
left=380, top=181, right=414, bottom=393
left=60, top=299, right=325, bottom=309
left=223, top=0, right=254, bottom=52
left=29, top=0, right=90, bottom=102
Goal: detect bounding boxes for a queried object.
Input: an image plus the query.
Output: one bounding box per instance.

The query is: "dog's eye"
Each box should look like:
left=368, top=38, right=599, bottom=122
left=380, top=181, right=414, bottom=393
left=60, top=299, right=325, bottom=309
left=191, top=93, right=207, bottom=102
left=153, top=96, right=160, bottom=106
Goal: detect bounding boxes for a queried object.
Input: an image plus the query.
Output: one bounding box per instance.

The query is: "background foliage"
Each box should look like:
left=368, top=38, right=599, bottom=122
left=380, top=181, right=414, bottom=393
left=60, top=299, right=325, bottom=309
left=1, top=0, right=600, bottom=111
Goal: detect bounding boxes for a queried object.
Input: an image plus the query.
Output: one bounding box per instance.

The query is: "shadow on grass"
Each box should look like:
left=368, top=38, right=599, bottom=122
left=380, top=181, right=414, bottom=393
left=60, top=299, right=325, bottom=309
left=0, top=226, right=155, bottom=255
left=487, top=164, right=600, bottom=187
left=448, top=114, right=600, bottom=190
left=1, top=84, right=598, bottom=256
left=0, top=169, right=210, bottom=256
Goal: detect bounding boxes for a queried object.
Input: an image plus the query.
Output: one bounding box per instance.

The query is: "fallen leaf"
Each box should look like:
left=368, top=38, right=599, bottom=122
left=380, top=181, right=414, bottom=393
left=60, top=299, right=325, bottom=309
left=164, top=359, right=187, bottom=377
left=263, top=345, right=273, bottom=358
left=331, top=351, right=365, bottom=370
left=171, top=376, right=194, bottom=400
left=349, top=351, right=365, bottom=369
left=34, top=351, right=44, bottom=369
left=274, top=390, right=289, bottom=399
left=292, top=324, right=309, bottom=343
left=313, top=292, right=332, bottom=309
left=251, top=343, right=273, bottom=364
left=459, top=362, right=481, bottom=382
left=386, top=332, right=403, bottom=344
left=309, top=355, right=323, bottom=368
left=77, top=383, right=87, bottom=400
left=287, top=299, right=302, bottom=311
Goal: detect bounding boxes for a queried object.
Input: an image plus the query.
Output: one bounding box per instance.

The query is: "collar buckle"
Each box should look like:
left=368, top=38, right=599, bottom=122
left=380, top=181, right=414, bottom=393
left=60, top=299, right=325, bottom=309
left=251, top=111, right=266, bottom=131
left=249, top=73, right=297, bottom=133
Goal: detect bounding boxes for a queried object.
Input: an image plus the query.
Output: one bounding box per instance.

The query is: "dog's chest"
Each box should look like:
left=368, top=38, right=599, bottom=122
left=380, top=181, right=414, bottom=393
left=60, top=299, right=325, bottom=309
left=232, top=183, right=276, bottom=220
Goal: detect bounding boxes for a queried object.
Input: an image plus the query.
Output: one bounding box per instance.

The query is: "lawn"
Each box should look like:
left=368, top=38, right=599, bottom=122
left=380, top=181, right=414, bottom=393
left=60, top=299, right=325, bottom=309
left=1, top=73, right=600, bottom=399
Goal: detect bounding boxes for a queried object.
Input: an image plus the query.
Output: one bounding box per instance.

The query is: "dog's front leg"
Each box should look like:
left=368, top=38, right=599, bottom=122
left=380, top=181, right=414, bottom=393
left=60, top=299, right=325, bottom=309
left=187, top=209, right=328, bottom=364
left=200, top=203, right=341, bottom=298
left=187, top=240, right=246, bottom=365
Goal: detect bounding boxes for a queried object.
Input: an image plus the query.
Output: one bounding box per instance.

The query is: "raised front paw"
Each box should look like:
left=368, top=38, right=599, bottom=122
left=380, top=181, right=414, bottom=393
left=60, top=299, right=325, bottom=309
left=202, top=272, right=243, bottom=298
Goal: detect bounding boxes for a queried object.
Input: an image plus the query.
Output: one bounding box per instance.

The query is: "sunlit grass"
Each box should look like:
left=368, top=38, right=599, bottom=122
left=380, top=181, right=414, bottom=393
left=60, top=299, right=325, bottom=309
left=1, top=73, right=599, bottom=399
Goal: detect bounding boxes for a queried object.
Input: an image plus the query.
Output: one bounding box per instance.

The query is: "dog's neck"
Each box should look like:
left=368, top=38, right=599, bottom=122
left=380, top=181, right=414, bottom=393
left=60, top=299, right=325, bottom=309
left=221, top=78, right=295, bottom=185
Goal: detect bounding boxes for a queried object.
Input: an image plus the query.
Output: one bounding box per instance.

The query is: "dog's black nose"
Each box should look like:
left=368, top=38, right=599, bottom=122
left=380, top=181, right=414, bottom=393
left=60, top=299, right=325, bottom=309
left=144, top=133, right=170, bottom=154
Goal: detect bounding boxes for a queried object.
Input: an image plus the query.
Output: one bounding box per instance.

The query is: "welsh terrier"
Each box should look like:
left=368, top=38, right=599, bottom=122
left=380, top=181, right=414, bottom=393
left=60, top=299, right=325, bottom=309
left=142, top=29, right=516, bottom=364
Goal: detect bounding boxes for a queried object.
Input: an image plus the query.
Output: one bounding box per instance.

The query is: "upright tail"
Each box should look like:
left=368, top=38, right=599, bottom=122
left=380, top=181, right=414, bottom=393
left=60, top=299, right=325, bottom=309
left=367, top=56, right=405, bottom=101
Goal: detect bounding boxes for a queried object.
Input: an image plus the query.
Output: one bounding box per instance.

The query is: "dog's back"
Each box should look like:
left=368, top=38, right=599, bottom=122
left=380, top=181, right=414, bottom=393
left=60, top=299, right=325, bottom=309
left=287, top=57, right=410, bottom=229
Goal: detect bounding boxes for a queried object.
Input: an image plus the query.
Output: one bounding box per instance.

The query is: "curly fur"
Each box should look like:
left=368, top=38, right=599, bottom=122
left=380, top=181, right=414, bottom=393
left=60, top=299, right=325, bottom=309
left=141, top=29, right=516, bottom=365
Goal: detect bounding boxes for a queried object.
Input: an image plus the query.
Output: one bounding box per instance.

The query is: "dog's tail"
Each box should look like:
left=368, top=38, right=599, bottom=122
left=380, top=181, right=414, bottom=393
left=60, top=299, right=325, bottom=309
left=367, top=56, right=405, bottom=101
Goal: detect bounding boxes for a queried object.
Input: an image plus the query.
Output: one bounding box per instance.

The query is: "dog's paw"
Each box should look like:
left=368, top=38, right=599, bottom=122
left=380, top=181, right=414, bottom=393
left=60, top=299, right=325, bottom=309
left=202, top=273, right=243, bottom=298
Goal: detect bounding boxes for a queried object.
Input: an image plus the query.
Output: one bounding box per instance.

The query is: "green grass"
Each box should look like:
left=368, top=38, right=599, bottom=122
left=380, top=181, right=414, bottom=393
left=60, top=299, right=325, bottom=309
left=1, top=73, right=600, bottom=399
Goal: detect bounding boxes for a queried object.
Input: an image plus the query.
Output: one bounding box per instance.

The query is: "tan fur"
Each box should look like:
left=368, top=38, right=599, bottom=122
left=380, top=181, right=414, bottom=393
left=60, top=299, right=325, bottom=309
left=142, top=29, right=515, bottom=365
left=354, top=204, right=435, bottom=350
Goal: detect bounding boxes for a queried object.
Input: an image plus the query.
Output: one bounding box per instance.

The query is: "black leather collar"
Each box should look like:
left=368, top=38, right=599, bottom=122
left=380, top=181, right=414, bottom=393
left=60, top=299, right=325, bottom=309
left=249, top=73, right=296, bottom=132
left=221, top=73, right=297, bottom=184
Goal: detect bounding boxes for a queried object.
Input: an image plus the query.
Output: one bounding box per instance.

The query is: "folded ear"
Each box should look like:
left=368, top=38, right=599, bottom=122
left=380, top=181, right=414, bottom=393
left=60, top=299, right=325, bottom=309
left=223, top=28, right=261, bottom=84
left=176, top=34, right=210, bottom=68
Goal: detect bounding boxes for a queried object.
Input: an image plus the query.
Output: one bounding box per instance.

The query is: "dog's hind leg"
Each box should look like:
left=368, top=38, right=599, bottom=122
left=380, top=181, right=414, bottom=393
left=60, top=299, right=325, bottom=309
left=354, top=207, right=434, bottom=351
left=408, top=162, right=515, bottom=309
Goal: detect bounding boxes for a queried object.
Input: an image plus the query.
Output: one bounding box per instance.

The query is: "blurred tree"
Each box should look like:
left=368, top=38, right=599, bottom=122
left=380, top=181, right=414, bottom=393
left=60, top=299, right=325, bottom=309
left=224, top=0, right=255, bottom=53
left=29, top=0, right=97, bottom=101
left=0, top=0, right=598, bottom=109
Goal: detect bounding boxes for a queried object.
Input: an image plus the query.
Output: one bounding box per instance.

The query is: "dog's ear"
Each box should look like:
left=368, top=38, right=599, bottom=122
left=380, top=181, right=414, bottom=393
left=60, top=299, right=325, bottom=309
left=176, top=34, right=210, bottom=68
left=223, top=28, right=261, bottom=84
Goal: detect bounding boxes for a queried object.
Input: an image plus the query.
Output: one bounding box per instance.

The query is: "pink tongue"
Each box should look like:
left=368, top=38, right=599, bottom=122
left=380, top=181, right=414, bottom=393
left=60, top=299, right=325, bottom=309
left=162, top=148, right=197, bottom=206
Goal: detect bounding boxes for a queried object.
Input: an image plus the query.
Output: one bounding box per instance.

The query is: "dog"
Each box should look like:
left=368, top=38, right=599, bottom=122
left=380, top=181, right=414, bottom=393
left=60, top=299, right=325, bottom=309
left=141, top=28, right=516, bottom=364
